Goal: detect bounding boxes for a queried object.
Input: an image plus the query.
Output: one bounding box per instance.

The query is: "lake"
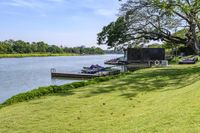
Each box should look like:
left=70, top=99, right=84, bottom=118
left=0, top=54, right=122, bottom=103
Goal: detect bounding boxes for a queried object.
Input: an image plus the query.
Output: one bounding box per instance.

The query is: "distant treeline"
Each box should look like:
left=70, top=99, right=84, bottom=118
left=0, top=40, right=104, bottom=55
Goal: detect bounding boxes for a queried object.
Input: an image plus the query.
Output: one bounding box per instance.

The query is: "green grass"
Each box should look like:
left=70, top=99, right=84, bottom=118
left=0, top=53, right=79, bottom=58
left=1, top=63, right=200, bottom=132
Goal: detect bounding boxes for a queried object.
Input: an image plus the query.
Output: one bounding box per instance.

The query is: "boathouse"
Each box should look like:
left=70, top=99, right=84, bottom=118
left=124, top=48, right=165, bottom=63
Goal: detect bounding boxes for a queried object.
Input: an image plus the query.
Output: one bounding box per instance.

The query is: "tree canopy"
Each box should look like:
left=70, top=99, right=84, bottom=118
left=97, top=0, right=200, bottom=53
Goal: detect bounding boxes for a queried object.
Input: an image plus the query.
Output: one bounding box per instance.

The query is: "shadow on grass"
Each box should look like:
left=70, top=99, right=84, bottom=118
left=120, top=93, right=138, bottom=98
left=81, top=64, right=200, bottom=98
left=53, top=91, right=75, bottom=97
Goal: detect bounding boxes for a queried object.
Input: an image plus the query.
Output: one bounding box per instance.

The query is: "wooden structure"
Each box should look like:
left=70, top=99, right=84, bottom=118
left=126, top=48, right=165, bottom=63
left=51, top=69, right=120, bottom=79
left=104, top=48, right=165, bottom=66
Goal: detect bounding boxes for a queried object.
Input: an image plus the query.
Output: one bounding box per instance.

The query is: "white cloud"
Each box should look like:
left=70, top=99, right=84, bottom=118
left=2, top=0, right=64, bottom=8
left=1, top=0, right=119, bottom=18
left=5, top=0, right=42, bottom=8
left=0, top=0, right=67, bottom=17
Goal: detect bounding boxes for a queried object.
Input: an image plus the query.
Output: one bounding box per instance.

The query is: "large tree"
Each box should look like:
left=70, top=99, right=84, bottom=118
left=98, top=0, right=200, bottom=53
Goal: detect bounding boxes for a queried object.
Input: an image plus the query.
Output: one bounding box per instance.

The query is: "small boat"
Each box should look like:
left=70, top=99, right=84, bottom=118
left=81, top=64, right=109, bottom=74
left=179, top=56, right=198, bottom=64
left=104, top=57, right=127, bottom=65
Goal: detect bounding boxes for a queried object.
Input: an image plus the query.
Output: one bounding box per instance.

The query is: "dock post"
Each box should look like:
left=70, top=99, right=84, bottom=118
left=50, top=68, right=56, bottom=73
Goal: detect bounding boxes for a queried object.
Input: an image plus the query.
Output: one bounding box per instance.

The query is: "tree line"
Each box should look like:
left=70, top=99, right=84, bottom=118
left=0, top=40, right=104, bottom=54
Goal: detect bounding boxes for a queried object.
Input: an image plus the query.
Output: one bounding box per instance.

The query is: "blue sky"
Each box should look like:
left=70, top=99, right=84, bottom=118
left=0, top=0, right=120, bottom=48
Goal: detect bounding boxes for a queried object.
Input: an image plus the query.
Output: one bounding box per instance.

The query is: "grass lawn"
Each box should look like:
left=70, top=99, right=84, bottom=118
left=1, top=63, right=200, bottom=132
left=0, top=53, right=79, bottom=58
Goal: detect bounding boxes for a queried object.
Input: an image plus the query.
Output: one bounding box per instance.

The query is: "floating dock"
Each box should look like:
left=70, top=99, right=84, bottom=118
left=51, top=72, right=100, bottom=79
left=51, top=69, right=120, bottom=79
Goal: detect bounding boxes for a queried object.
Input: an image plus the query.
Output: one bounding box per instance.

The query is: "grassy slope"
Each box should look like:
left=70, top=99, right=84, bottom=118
left=0, top=53, right=79, bottom=58
left=1, top=64, right=200, bottom=132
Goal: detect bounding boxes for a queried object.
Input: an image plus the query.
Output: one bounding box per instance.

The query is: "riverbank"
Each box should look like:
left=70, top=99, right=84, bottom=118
left=0, top=53, right=79, bottom=58
left=1, top=63, right=200, bottom=132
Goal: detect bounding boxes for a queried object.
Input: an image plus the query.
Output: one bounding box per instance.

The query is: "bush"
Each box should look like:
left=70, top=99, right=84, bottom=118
left=0, top=104, right=4, bottom=109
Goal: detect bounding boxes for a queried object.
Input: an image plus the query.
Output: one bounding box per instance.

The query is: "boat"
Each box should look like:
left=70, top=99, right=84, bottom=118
left=179, top=56, right=198, bottom=64
left=104, top=57, right=127, bottom=65
left=81, top=64, right=111, bottom=74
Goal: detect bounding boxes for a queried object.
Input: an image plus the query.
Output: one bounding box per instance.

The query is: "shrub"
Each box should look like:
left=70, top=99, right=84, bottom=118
left=0, top=104, right=3, bottom=109
left=70, top=81, right=87, bottom=88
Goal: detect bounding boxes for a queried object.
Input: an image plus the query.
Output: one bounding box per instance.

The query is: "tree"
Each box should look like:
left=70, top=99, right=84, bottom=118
left=98, top=0, right=200, bottom=54
left=0, top=42, right=13, bottom=54
left=97, top=17, right=131, bottom=48
left=35, top=42, right=48, bottom=53
left=47, top=45, right=63, bottom=53
left=13, top=40, right=32, bottom=53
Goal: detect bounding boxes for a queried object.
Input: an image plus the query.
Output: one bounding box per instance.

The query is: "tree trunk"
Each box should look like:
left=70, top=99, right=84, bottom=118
left=190, top=23, right=200, bottom=54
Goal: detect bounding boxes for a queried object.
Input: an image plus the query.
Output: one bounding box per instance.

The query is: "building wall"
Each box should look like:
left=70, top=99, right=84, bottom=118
left=127, top=48, right=165, bottom=62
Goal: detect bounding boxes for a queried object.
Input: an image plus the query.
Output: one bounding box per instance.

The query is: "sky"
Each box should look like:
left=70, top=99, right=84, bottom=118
left=0, top=0, right=120, bottom=49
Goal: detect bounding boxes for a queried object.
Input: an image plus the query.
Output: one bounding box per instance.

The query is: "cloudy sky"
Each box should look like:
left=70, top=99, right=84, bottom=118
left=0, top=0, right=120, bottom=49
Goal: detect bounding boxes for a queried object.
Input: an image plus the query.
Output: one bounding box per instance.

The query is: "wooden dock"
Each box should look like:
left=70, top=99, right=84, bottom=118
left=51, top=72, right=100, bottom=79
left=51, top=69, right=120, bottom=79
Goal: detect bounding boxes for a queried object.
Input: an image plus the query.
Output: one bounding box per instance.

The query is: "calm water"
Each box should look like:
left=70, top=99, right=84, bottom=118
left=0, top=54, right=122, bottom=103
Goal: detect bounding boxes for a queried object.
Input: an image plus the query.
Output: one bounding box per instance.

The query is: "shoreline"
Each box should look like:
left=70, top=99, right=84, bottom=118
left=0, top=53, right=80, bottom=58
left=0, top=72, right=129, bottom=108
left=0, top=53, right=120, bottom=59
